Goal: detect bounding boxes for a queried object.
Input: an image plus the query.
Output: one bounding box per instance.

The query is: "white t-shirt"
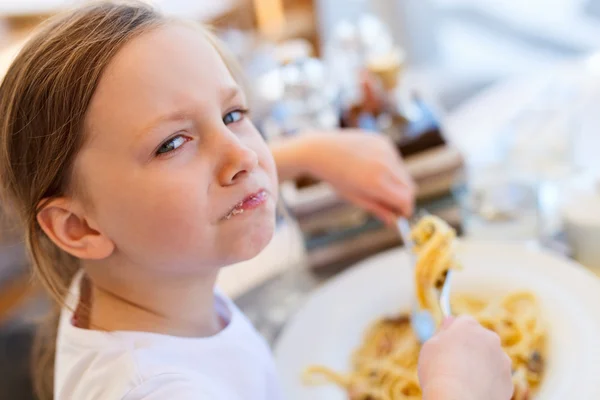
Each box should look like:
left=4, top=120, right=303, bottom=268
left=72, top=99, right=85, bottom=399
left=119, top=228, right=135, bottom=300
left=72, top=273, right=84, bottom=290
left=54, top=274, right=283, bottom=399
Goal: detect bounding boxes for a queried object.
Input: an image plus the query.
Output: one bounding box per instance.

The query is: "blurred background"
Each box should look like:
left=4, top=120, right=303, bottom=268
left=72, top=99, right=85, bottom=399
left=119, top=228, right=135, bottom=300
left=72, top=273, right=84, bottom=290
left=3, top=0, right=600, bottom=398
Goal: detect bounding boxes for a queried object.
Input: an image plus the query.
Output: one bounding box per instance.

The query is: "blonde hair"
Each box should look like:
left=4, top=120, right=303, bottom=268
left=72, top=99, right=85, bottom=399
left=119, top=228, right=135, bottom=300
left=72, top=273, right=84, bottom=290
left=0, top=2, right=241, bottom=398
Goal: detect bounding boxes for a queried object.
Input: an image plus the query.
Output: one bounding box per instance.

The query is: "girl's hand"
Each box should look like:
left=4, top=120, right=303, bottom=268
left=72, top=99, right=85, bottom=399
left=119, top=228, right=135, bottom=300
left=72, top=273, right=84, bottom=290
left=273, top=130, right=415, bottom=224
left=418, top=316, right=514, bottom=400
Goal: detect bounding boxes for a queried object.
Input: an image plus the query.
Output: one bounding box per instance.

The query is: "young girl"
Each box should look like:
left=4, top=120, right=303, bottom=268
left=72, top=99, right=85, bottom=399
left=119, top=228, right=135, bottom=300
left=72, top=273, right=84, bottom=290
left=0, top=2, right=513, bottom=400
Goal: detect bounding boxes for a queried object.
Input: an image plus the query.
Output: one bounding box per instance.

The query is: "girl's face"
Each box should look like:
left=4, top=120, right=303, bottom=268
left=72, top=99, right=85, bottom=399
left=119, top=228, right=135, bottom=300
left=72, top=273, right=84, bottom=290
left=76, top=24, right=278, bottom=273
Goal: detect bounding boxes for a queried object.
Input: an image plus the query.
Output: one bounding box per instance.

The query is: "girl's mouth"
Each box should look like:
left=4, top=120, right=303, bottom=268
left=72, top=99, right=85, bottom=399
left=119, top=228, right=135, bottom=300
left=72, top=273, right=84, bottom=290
left=224, top=189, right=269, bottom=220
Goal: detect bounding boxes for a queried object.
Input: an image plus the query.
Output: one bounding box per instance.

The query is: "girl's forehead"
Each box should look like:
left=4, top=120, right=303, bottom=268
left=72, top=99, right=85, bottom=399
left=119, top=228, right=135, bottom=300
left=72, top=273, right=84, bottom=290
left=102, top=24, right=233, bottom=89
left=84, top=24, right=236, bottom=140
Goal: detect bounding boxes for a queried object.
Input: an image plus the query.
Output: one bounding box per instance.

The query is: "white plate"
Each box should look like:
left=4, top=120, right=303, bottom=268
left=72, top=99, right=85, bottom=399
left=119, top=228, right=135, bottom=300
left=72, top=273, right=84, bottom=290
left=274, top=240, right=600, bottom=399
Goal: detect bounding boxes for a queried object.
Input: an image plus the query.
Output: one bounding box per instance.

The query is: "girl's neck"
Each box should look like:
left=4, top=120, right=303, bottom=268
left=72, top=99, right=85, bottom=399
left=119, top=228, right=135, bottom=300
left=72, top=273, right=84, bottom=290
left=82, top=260, right=224, bottom=338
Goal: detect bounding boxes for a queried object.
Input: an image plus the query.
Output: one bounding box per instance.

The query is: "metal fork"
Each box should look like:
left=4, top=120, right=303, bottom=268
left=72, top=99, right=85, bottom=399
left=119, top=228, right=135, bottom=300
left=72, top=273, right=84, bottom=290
left=397, top=216, right=454, bottom=343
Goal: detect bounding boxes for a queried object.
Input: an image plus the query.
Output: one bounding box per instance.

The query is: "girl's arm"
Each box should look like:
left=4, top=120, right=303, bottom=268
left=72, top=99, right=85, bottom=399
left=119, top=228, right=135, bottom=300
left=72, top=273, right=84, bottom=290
left=270, top=129, right=416, bottom=223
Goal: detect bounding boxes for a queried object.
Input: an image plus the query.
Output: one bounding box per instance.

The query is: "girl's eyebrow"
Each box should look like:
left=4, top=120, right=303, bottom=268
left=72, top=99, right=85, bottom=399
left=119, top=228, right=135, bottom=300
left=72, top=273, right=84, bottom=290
left=221, top=85, right=244, bottom=104
left=136, top=111, right=190, bottom=140
left=135, top=85, right=244, bottom=140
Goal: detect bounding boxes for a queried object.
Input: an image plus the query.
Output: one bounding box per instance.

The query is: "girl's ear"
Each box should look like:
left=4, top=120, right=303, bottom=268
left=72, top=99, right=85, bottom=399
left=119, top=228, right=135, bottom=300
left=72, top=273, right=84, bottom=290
left=36, top=198, right=114, bottom=260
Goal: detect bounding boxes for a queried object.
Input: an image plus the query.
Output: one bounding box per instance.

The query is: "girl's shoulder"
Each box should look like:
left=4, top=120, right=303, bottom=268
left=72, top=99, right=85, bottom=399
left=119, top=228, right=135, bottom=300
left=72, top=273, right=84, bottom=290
left=55, top=288, right=278, bottom=400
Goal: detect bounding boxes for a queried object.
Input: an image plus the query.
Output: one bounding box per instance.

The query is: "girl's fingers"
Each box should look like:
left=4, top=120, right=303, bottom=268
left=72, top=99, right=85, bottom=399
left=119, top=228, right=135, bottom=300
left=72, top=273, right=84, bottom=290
left=340, top=191, right=397, bottom=226
left=372, top=178, right=415, bottom=217
left=440, top=317, right=456, bottom=331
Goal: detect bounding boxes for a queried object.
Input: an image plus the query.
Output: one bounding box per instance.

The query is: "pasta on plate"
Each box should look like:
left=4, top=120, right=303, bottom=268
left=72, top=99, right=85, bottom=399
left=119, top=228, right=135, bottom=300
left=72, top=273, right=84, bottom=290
left=304, top=216, right=546, bottom=400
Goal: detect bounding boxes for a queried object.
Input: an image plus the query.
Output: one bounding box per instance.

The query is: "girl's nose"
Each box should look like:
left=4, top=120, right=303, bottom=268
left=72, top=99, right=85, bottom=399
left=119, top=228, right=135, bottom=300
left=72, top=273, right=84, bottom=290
left=216, top=134, right=259, bottom=187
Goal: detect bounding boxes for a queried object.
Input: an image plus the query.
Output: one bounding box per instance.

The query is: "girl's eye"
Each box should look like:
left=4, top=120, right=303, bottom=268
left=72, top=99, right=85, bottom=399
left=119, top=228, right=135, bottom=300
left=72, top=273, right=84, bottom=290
left=223, top=109, right=248, bottom=125
left=156, top=135, right=189, bottom=156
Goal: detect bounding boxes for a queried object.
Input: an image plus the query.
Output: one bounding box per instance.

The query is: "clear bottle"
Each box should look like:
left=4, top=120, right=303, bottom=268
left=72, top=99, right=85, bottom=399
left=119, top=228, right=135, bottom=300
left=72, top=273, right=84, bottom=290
left=366, top=47, right=446, bottom=158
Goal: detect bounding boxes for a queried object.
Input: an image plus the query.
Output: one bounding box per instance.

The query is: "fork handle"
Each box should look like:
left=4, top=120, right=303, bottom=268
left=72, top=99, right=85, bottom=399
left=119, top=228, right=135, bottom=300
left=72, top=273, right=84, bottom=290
left=439, top=270, right=454, bottom=317
left=396, top=217, right=414, bottom=250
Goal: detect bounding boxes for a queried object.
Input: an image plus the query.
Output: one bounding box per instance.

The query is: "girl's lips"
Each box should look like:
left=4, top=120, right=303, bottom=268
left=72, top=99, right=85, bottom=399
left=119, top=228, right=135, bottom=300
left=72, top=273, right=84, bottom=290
left=224, top=190, right=269, bottom=220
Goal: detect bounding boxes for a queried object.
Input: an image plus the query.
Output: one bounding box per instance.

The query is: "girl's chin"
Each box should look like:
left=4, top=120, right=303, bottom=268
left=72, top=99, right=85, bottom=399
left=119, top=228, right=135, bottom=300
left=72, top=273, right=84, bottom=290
left=223, top=218, right=276, bottom=265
